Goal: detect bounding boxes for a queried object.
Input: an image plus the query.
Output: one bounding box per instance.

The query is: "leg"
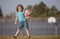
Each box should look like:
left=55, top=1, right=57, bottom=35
left=24, top=20, right=31, bottom=38
left=14, top=29, right=20, bottom=37
left=25, top=28, right=30, bottom=37
left=14, top=22, right=24, bottom=38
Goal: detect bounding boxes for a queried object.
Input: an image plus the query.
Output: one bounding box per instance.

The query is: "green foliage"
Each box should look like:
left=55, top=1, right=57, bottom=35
left=26, top=1, right=59, bottom=17
left=26, top=5, right=32, bottom=10
left=0, top=6, right=3, bottom=18
left=3, top=1, right=60, bottom=19
left=55, top=11, right=60, bottom=17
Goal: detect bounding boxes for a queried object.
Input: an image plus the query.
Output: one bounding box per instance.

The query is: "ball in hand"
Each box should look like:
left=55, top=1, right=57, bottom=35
left=24, top=10, right=31, bottom=16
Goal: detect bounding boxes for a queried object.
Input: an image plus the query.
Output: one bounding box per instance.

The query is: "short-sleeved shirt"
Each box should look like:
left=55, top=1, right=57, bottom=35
left=16, top=12, right=26, bottom=22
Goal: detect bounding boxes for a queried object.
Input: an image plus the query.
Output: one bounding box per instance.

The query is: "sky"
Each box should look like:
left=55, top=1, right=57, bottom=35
left=0, top=0, right=60, bottom=16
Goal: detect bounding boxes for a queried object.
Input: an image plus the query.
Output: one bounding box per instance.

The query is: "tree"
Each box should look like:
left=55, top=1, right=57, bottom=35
left=32, top=5, right=39, bottom=17
left=26, top=5, right=32, bottom=10
left=32, top=1, right=47, bottom=17
left=55, top=11, right=60, bottom=17
left=50, top=5, right=58, bottom=16
left=38, top=1, right=46, bottom=14
left=51, top=5, right=58, bottom=12
left=26, top=2, right=59, bottom=17
left=0, top=6, right=3, bottom=18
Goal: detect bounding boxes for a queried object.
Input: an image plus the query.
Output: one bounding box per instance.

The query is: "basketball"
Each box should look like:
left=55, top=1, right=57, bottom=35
left=24, top=10, right=31, bottom=16
left=24, top=10, right=32, bottom=18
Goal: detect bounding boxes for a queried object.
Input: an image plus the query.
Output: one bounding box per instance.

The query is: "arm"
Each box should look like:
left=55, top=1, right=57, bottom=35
left=15, top=15, right=18, bottom=24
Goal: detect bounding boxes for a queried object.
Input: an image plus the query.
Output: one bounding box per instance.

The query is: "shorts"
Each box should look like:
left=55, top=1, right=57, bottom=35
left=18, top=20, right=29, bottom=30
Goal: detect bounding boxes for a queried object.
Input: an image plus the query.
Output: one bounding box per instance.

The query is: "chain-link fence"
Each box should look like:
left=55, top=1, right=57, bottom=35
left=0, top=19, right=60, bottom=36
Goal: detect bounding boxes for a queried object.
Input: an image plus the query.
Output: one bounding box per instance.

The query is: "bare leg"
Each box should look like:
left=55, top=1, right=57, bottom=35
left=14, top=29, right=20, bottom=37
left=25, top=29, right=30, bottom=38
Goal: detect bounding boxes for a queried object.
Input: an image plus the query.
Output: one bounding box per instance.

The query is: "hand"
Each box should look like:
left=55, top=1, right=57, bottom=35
left=15, top=22, right=17, bottom=24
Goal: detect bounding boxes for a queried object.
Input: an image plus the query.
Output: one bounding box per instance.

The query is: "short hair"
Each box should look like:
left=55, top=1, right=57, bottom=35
left=16, top=4, right=24, bottom=12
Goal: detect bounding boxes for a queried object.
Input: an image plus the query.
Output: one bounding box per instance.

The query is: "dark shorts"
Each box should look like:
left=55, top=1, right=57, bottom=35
left=18, top=20, right=29, bottom=30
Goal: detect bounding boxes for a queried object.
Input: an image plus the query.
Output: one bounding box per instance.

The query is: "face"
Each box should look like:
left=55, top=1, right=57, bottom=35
left=18, top=6, right=22, bottom=12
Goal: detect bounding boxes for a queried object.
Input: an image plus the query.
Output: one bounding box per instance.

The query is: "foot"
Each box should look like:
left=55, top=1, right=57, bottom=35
left=28, top=36, right=31, bottom=38
left=14, top=36, right=17, bottom=38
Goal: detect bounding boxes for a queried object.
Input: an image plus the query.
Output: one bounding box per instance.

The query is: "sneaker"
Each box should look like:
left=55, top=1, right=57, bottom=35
left=28, top=36, right=31, bottom=38
left=14, top=36, right=17, bottom=38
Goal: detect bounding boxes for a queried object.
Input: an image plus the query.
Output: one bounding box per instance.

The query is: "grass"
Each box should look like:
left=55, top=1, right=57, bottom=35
left=0, top=36, right=60, bottom=39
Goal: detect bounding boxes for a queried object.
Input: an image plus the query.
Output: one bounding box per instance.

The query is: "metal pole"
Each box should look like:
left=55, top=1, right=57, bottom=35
left=55, top=23, right=57, bottom=36
left=1, top=22, right=2, bottom=36
left=55, top=26, right=57, bottom=36
left=29, top=18, right=31, bottom=35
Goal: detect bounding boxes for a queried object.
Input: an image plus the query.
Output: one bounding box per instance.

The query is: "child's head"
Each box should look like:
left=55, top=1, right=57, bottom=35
left=16, top=4, right=24, bottom=12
